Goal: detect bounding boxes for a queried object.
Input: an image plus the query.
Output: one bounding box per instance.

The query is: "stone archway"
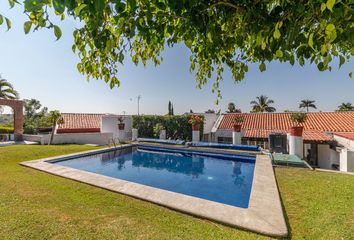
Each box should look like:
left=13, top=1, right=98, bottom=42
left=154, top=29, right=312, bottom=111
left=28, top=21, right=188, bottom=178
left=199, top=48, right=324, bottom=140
left=0, top=99, right=24, bottom=141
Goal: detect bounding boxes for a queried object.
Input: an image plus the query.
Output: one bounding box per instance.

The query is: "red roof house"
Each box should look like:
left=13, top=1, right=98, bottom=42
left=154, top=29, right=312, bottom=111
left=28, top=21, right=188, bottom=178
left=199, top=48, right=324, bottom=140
left=217, top=112, right=354, bottom=142
left=57, top=113, right=103, bottom=134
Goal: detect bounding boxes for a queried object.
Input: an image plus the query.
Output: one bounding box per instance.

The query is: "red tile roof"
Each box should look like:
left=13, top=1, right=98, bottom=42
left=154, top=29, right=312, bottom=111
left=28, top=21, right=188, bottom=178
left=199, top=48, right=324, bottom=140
left=57, top=113, right=103, bottom=133
left=219, top=112, right=354, bottom=142
left=334, top=132, right=354, bottom=141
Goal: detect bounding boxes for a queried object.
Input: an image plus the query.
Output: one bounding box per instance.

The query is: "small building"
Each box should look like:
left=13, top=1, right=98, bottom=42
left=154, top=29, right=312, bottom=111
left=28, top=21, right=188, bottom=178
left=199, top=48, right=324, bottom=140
left=23, top=113, right=133, bottom=145
left=210, top=112, right=354, bottom=172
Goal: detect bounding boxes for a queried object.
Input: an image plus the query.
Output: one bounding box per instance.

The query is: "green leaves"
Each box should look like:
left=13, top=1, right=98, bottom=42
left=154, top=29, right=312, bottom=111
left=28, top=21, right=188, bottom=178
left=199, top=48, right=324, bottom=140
left=325, top=23, right=337, bottom=43
left=10, top=0, right=354, bottom=102
left=275, top=50, right=283, bottom=58
left=339, top=55, right=345, bottom=68
left=24, top=21, right=32, bottom=34
left=53, top=25, right=62, bottom=40
left=74, top=4, right=87, bottom=15
left=273, top=29, right=281, bottom=39
left=326, top=0, right=336, bottom=11
left=8, top=0, right=16, bottom=8
left=259, top=63, right=266, bottom=72
left=5, top=17, right=11, bottom=30
left=320, top=3, right=327, bottom=12
left=308, top=33, right=314, bottom=49
left=53, top=0, right=65, bottom=14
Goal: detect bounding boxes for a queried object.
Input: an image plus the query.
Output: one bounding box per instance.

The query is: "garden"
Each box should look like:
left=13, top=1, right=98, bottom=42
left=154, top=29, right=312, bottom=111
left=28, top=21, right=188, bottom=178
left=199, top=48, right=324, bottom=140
left=0, top=145, right=353, bottom=239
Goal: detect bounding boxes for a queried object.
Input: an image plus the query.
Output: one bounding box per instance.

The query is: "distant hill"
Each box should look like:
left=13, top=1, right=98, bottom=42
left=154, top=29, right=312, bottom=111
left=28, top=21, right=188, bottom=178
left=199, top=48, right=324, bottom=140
left=0, top=114, right=14, bottom=125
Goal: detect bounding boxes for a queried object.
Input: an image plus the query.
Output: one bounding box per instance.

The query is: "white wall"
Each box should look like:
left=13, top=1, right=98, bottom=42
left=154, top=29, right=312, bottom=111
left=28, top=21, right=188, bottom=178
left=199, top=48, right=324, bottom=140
left=100, top=115, right=132, bottom=141
left=202, top=113, right=218, bottom=134
left=24, top=133, right=113, bottom=145
left=334, top=135, right=354, bottom=151
left=339, top=148, right=348, bottom=172
left=348, top=151, right=354, bottom=172
left=317, top=144, right=339, bottom=170
left=214, top=129, right=232, bottom=142
left=334, top=135, right=354, bottom=172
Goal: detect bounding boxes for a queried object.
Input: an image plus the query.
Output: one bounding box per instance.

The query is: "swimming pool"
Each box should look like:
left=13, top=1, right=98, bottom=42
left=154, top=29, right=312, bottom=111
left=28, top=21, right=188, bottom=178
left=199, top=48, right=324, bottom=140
left=21, top=144, right=288, bottom=236
left=53, top=146, right=256, bottom=208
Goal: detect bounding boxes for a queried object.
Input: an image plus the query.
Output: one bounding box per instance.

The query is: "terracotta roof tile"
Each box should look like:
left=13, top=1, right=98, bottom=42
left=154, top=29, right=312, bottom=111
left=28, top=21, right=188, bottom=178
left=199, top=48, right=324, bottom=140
left=334, top=132, right=354, bottom=141
left=219, top=112, right=354, bottom=142
left=58, top=113, right=103, bottom=130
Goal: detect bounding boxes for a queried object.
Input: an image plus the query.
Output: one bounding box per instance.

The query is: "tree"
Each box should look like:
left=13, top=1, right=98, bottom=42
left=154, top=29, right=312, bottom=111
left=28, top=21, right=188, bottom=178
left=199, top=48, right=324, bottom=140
left=0, top=76, right=18, bottom=100
left=168, top=101, right=174, bottom=115
left=299, top=99, right=317, bottom=112
left=205, top=109, right=215, bottom=113
left=48, top=110, right=64, bottom=145
left=250, top=95, right=276, bottom=113
left=227, top=102, right=236, bottom=113
left=23, top=99, right=50, bottom=134
left=2, top=1, right=354, bottom=102
left=336, top=102, right=354, bottom=112
left=226, top=102, right=241, bottom=113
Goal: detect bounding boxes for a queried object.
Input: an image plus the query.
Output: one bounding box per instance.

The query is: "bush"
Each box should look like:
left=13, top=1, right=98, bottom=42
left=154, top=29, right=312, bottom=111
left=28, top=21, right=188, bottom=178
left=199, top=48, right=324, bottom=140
left=133, top=115, right=204, bottom=141
left=0, top=125, right=14, bottom=134
left=290, top=112, right=307, bottom=125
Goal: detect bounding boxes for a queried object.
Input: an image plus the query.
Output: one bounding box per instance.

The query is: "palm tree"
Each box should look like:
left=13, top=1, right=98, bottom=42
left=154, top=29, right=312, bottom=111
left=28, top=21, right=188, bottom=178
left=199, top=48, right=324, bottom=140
left=336, top=102, right=354, bottom=112
left=48, top=110, right=64, bottom=145
left=250, top=95, right=276, bottom=112
left=0, top=76, right=19, bottom=99
left=299, top=99, right=317, bottom=112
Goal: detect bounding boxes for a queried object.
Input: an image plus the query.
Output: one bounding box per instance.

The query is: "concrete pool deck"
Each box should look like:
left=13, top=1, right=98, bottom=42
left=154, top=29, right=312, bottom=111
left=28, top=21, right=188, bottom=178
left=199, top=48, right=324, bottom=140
left=20, top=144, right=288, bottom=237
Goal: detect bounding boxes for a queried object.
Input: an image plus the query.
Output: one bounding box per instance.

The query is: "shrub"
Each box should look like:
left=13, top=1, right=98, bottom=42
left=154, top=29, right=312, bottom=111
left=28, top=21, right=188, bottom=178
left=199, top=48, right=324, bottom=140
left=0, top=125, right=14, bottom=134
left=133, top=115, right=203, bottom=141
left=290, top=112, right=307, bottom=125
left=153, top=123, right=165, bottom=138
left=234, top=116, right=244, bottom=124
left=188, top=115, right=204, bottom=125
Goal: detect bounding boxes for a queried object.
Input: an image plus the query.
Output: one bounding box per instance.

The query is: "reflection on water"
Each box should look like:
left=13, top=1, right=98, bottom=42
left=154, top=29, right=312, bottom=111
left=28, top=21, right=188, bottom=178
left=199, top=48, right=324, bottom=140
left=98, top=147, right=250, bottom=184
left=100, top=147, right=204, bottom=177
left=55, top=146, right=255, bottom=208
left=232, top=162, right=245, bottom=186
left=132, top=150, right=204, bottom=177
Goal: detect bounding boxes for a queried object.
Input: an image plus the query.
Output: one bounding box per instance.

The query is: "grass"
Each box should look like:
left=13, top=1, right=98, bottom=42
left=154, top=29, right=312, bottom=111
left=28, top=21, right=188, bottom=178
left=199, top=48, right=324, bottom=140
left=0, top=145, right=353, bottom=239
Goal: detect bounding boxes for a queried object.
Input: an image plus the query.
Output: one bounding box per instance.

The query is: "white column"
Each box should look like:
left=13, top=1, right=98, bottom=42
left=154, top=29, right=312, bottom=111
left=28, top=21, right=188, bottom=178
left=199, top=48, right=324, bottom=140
left=132, top=128, right=138, bottom=141
left=192, top=130, right=200, bottom=142
left=232, top=131, right=242, bottom=145
left=159, top=129, right=166, bottom=140
left=289, top=135, right=303, bottom=158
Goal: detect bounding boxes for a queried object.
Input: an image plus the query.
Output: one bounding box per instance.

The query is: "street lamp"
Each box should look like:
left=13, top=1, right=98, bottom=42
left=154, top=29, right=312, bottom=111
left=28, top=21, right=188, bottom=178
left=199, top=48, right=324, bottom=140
left=130, top=95, right=142, bottom=115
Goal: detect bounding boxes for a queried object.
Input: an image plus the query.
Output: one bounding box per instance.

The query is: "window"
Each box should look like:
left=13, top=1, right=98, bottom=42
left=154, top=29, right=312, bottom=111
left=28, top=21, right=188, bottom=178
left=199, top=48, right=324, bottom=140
left=217, top=137, right=232, bottom=144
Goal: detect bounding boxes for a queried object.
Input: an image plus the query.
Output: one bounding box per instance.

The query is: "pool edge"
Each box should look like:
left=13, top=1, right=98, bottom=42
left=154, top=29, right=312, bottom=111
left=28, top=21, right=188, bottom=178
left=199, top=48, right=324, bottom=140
left=20, top=144, right=288, bottom=237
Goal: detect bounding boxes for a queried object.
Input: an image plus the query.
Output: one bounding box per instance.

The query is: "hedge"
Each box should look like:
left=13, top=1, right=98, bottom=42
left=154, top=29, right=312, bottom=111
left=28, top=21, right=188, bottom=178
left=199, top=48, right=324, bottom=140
left=0, top=125, right=14, bottom=134
left=132, top=115, right=203, bottom=141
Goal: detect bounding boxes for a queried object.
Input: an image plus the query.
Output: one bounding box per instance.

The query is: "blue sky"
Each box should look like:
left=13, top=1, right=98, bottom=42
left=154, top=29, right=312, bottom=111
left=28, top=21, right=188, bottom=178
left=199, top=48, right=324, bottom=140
left=1, top=3, right=354, bottom=115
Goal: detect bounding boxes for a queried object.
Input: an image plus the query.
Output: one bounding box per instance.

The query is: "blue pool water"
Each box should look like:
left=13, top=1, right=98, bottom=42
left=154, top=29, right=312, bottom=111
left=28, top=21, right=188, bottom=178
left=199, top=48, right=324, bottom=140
left=54, top=146, right=256, bottom=208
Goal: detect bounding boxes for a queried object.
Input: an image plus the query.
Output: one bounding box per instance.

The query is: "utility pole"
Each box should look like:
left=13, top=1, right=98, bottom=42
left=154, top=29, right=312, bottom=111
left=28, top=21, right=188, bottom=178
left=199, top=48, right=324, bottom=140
left=137, top=95, right=141, bottom=115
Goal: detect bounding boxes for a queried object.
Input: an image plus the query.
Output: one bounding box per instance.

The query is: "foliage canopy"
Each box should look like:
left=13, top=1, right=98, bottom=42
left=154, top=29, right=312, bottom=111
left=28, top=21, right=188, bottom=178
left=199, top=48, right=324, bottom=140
left=250, top=95, right=276, bottom=113
left=1, top=0, right=354, bottom=101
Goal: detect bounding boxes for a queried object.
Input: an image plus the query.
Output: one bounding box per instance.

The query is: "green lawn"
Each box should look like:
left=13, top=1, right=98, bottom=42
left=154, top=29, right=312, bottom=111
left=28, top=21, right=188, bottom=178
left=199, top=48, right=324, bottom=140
left=0, top=145, right=353, bottom=239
